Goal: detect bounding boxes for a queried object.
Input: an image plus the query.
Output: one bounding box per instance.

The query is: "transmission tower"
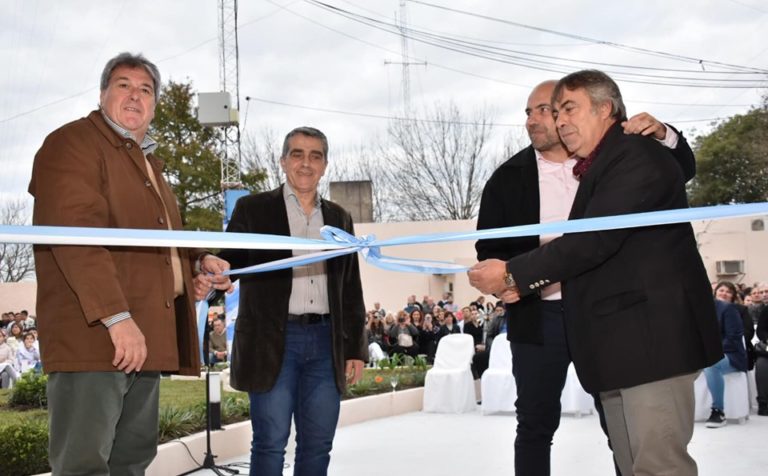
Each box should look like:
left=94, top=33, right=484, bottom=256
left=218, top=0, right=242, bottom=189
left=384, top=0, right=426, bottom=116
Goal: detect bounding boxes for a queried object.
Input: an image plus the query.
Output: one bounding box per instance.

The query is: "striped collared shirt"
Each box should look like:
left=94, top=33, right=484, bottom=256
left=283, top=182, right=330, bottom=315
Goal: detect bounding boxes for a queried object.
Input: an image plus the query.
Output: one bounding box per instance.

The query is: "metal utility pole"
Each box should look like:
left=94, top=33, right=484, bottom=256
left=384, top=0, right=426, bottom=116
left=218, top=0, right=242, bottom=190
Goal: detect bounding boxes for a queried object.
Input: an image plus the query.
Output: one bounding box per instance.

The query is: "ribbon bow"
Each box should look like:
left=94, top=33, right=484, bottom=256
left=225, top=225, right=468, bottom=276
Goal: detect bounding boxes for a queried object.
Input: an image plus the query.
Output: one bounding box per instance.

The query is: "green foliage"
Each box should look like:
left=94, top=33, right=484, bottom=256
left=221, top=393, right=250, bottom=425
left=158, top=406, right=205, bottom=443
left=413, top=354, right=428, bottom=370
left=345, top=365, right=429, bottom=399
left=150, top=80, right=265, bottom=231
left=0, top=418, right=50, bottom=476
left=377, top=353, right=402, bottom=370
left=688, top=99, right=768, bottom=205
left=9, top=372, right=47, bottom=409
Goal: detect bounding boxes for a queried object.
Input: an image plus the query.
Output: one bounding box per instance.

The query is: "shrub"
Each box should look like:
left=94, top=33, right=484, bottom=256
left=9, top=372, right=48, bottom=409
left=0, top=418, right=50, bottom=476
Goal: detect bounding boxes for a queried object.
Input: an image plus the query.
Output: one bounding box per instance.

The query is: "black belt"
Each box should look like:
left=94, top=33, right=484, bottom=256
left=287, top=313, right=331, bottom=325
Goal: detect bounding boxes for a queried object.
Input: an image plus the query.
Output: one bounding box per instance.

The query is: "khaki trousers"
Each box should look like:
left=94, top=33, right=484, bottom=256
left=48, top=371, right=160, bottom=476
left=599, top=371, right=699, bottom=476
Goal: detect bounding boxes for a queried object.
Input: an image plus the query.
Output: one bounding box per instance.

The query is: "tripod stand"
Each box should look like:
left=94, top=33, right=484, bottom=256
left=179, top=302, right=239, bottom=476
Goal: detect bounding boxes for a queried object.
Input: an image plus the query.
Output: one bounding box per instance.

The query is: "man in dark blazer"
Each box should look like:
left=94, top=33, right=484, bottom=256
left=475, top=79, right=697, bottom=476
left=215, top=127, right=367, bottom=476
left=469, top=70, right=722, bottom=476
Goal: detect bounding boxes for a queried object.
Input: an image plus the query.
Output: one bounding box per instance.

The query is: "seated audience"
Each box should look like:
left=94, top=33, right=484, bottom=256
left=439, top=311, right=461, bottom=338
left=0, top=330, right=16, bottom=388
left=208, top=317, right=228, bottom=365
left=15, top=332, right=41, bottom=374
left=756, top=290, right=768, bottom=416
left=6, top=322, right=23, bottom=352
left=418, top=314, right=441, bottom=363
left=704, top=282, right=748, bottom=428
left=365, top=311, right=389, bottom=365
left=388, top=310, right=420, bottom=358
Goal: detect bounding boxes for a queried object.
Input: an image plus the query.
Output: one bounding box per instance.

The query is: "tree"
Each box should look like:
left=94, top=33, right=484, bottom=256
left=377, top=102, right=495, bottom=220
left=688, top=98, right=768, bottom=205
left=0, top=200, right=35, bottom=282
left=241, top=127, right=283, bottom=191
left=150, top=81, right=264, bottom=231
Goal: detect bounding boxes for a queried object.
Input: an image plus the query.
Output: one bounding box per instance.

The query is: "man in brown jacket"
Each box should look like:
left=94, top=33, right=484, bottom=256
left=29, top=52, right=231, bottom=475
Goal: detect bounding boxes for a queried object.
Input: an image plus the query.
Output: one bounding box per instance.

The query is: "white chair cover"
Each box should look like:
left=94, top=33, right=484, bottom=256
left=423, top=334, right=477, bottom=413
left=368, top=342, right=386, bottom=366
left=560, top=363, right=594, bottom=416
left=481, top=334, right=517, bottom=414
left=694, top=370, right=750, bottom=423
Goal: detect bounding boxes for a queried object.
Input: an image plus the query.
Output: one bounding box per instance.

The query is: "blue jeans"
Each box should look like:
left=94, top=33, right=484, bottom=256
left=704, top=355, right=738, bottom=411
left=248, top=320, right=340, bottom=476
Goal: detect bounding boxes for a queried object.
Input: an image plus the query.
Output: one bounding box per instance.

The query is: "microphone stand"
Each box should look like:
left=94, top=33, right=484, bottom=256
left=179, top=293, right=238, bottom=476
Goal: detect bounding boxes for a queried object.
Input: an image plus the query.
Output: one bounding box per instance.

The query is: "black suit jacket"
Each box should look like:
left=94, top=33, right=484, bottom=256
left=219, top=185, right=367, bottom=393
left=476, top=126, right=696, bottom=345
left=503, top=123, right=722, bottom=392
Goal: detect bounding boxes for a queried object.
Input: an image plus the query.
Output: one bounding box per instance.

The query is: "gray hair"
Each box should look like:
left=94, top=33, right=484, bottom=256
left=281, top=127, right=329, bottom=160
left=553, top=69, right=626, bottom=121
left=100, top=52, right=161, bottom=102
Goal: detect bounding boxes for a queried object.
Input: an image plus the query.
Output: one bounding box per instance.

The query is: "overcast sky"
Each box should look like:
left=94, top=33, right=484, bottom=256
left=1, top=0, right=766, bottom=208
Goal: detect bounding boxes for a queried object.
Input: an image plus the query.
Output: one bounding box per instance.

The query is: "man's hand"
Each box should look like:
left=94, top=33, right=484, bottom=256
left=499, top=287, right=521, bottom=304
left=345, top=359, right=365, bottom=385
left=621, top=112, right=666, bottom=140
left=194, top=255, right=234, bottom=300
left=106, top=318, right=147, bottom=373
left=467, top=259, right=508, bottom=295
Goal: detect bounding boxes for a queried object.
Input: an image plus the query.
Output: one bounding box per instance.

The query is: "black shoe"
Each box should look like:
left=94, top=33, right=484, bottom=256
left=705, top=408, right=726, bottom=428
left=758, top=405, right=768, bottom=416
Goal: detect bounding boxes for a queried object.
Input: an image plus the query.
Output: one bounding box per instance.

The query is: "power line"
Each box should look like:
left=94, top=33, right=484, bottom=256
left=244, top=95, right=523, bottom=127
left=304, top=0, right=768, bottom=88
left=272, top=1, right=761, bottom=108
left=243, top=95, right=733, bottom=127
left=405, top=0, right=768, bottom=74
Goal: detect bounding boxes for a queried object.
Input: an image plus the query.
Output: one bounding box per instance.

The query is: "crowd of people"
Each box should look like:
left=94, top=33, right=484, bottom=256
left=707, top=281, right=768, bottom=421
left=0, top=310, right=42, bottom=388
left=364, top=293, right=507, bottom=378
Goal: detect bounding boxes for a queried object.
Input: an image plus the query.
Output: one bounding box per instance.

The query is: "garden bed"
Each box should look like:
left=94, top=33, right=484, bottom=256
left=1, top=359, right=427, bottom=476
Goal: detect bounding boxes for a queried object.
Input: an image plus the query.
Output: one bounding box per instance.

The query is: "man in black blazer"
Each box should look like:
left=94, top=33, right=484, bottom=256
left=475, top=79, right=697, bottom=476
left=469, top=70, right=722, bottom=476
left=215, top=127, right=367, bottom=476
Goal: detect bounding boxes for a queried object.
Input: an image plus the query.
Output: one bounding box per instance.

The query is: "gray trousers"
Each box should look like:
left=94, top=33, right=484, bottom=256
left=47, top=371, right=161, bottom=476
left=600, top=371, right=699, bottom=476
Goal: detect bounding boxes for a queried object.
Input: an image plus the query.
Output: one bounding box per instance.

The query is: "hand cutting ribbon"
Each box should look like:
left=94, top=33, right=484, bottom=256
left=3, top=202, right=768, bottom=275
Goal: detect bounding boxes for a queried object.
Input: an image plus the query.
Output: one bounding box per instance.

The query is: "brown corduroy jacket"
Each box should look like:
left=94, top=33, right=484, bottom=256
left=28, top=110, right=202, bottom=375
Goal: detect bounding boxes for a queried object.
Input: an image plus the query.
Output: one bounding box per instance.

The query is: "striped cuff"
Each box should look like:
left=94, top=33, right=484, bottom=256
left=101, top=311, right=132, bottom=328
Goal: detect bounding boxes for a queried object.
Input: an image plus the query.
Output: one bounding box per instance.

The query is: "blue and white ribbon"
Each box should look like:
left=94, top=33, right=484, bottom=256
left=3, top=202, right=767, bottom=275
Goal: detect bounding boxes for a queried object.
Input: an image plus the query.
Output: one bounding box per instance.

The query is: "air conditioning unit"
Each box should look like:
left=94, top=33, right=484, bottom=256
left=715, top=260, right=744, bottom=275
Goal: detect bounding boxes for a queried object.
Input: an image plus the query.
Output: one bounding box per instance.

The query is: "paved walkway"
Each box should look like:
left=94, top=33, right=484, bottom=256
left=203, top=407, right=768, bottom=475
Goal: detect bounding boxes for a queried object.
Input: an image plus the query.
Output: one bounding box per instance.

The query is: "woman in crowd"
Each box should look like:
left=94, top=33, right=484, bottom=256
left=0, top=330, right=16, bottom=388
left=418, top=313, right=441, bottom=363
left=410, top=309, right=424, bottom=330
left=6, top=322, right=23, bottom=352
left=704, top=281, right=748, bottom=428
left=462, top=308, right=484, bottom=349
left=387, top=310, right=420, bottom=358
left=439, top=311, right=461, bottom=339
left=15, top=332, right=41, bottom=374
left=366, top=312, right=388, bottom=359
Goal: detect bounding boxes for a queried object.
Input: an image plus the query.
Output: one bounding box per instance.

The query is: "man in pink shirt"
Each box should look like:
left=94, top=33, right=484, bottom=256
left=474, top=79, right=695, bottom=476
